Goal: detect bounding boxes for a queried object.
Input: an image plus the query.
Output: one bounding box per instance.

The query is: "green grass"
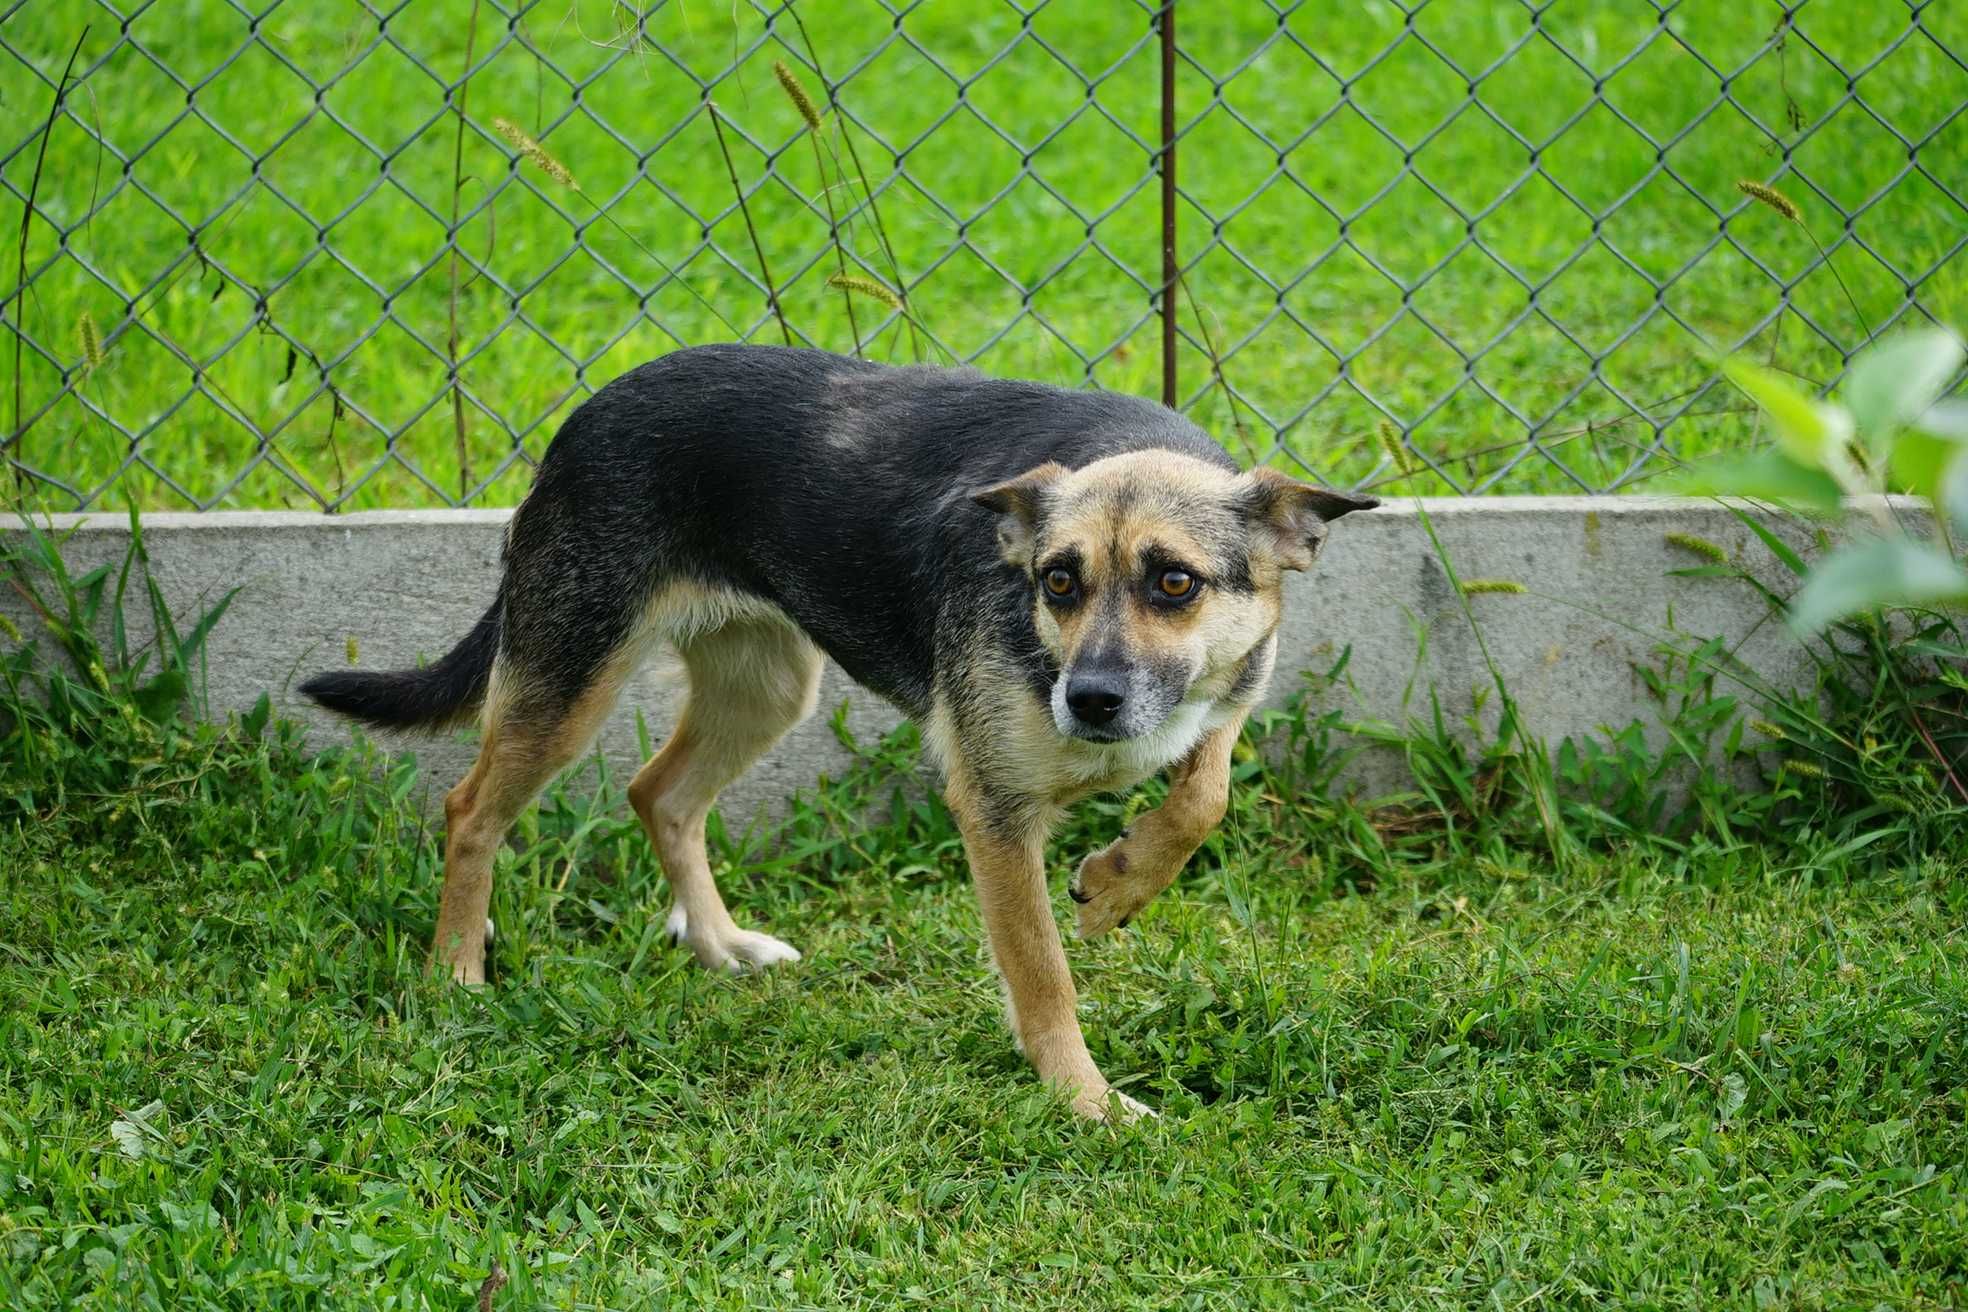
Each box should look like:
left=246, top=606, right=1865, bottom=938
left=4, top=670, right=1967, bottom=1307
left=5, top=1, right=1966, bottom=508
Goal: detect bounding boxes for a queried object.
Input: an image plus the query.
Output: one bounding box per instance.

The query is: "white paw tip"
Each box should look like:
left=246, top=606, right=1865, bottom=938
left=729, top=933, right=802, bottom=971
left=1079, top=1087, right=1156, bottom=1122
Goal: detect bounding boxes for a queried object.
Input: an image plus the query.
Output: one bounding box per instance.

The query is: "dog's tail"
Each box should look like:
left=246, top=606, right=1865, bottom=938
left=299, top=593, right=503, bottom=733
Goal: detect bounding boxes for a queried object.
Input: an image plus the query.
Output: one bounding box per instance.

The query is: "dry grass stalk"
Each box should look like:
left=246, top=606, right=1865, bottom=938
left=777, top=60, right=861, bottom=353
left=447, top=0, right=487, bottom=501
left=493, top=114, right=746, bottom=339
left=9, top=26, right=90, bottom=491
left=1735, top=175, right=1874, bottom=344
left=707, top=100, right=793, bottom=346
left=1175, top=274, right=1257, bottom=462
left=783, top=2, right=924, bottom=359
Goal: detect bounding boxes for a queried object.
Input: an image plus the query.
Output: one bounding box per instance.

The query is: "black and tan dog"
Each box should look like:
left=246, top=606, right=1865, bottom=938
left=303, top=344, right=1373, bottom=1119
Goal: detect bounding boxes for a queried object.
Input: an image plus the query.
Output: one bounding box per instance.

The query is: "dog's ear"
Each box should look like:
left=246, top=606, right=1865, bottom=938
left=972, top=462, right=1068, bottom=567
left=1240, top=466, right=1378, bottom=571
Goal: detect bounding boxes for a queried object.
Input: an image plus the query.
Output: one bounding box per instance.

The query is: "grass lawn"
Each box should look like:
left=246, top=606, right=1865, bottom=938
left=4, top=1, right=1966, bottom=508
left=3, top=690, right=1966, bottom=1308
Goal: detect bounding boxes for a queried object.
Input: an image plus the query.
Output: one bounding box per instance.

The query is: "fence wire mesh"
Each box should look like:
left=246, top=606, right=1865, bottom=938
left=3, top=1, right=1965, bottom=512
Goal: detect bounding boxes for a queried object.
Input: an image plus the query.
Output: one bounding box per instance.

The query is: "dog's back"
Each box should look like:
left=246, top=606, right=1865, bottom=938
left=506, top=344, right=1235, bottom=715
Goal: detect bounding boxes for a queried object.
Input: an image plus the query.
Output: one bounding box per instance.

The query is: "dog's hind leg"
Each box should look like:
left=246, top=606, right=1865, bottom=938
left=434, top=662, right=632, bottom=984
left=628, top=618, right=822, bottom=972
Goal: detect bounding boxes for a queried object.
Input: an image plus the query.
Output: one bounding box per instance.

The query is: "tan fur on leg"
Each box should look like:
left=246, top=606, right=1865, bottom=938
left=946, top=765, right=1148, bottom=1122
left=628, top=619, right=821, bottom=972
left=1071, top=712, right=1243, bottom=939
left=435, top=666, right=631, bottom=984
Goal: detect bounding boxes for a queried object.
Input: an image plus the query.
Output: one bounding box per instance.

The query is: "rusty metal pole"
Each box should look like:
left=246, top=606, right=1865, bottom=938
left=1159, top=0, right=1177, bottom=410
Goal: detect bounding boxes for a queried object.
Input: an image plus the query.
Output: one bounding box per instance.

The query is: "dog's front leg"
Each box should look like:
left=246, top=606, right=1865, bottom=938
left=1071, top=713, right=1245, bottom=939
left=947, top=770, right=1148, bottom=1122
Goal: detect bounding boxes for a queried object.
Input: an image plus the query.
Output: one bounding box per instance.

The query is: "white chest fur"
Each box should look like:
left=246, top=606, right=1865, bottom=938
left=1045, top=696, right=1244, bottom=798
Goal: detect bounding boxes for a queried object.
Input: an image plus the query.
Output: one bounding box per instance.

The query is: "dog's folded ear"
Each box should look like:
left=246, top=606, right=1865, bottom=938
left=1240, top=466, right=1379, bottom=571
left=972, top=462, right=1068, bottom=567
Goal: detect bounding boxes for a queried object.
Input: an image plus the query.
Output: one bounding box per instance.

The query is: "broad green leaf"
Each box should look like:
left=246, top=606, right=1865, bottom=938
left=1724, top=359, right=1853, bottom=469
left=1887, top=429, right=1960, bottom=502
left=108, top=1100, right=165, bottom=1160
left=1729, top=503, right=1809, bottom=578
left=1842, top=328, right=1965, bottom=453
left=242, top=691, right=272, bottom=739
left=1917, top=397, right=1968, bottom=440
left=1788, top=538, right=1968, bottom=633
left=132, top=669, right=188, bottom=722
left=1670, top=450, right=1844, bottom=514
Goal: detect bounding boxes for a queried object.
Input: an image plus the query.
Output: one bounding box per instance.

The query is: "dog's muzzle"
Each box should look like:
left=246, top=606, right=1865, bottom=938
left=1064, top=667, right=1127, bottom=730
left=1051, top=654, right=1186, bottom=743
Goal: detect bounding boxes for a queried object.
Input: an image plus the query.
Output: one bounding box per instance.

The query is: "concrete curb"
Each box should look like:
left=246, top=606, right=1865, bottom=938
left=3, top=499, right=1902, bottom=822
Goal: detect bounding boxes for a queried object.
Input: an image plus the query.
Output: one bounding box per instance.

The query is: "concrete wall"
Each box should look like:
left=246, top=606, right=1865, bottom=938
left=1, top=499, right=1878, bottom=821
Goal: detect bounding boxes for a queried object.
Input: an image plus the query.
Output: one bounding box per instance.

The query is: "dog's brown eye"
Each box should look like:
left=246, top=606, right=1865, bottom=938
left=1158, top=569, right=1195, bottom=599
left=1044, top=567, right=1076, bottom=597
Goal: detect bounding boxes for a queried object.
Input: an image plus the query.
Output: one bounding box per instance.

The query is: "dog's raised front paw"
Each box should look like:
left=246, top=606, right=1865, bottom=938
left=1070, top=840, right=1158, bottom=939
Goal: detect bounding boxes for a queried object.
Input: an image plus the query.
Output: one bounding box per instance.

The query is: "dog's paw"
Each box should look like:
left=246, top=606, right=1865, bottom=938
left=434, top=949, right=487, bottom=988
left=666, top=905, right=802, bottom=973
left=710, top=930, right=802, bottom=973
left=1072, top=1085, right=1157, bottom=1123
left=1070, top=841, right=1156, bottom=939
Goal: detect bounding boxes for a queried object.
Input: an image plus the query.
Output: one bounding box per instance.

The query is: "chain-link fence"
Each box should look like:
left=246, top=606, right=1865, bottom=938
left=3, top=1, right=1964, bottom=512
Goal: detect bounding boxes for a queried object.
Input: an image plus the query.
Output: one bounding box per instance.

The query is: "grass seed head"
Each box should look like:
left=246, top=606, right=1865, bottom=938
left=1736, top=179, right=1801, bottom=223
left=494, top=118, right=579, bottom=191
left=826, top=272, right=904, bottom=311
left=773, top=61, right=823, bottom=133
left=1665, top=531, right=1729, bottom=564
left=1460, top=579, right=1527, bottom=596
left=76, top=312, right=105, bottom=374
left=1377, top=418, right=1414, bottom=477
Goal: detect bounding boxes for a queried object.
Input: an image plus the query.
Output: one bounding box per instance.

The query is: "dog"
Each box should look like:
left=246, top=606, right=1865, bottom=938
left=302, top=344, right=1374, bottom=1119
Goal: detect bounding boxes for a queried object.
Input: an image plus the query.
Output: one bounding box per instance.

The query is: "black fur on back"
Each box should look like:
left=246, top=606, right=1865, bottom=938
left=299, top=594, right=503, bottom=732
left=507, top=345, right=1236, bottom=716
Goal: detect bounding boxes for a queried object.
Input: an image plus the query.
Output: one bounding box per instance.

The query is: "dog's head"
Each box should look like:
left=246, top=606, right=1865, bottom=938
left=974, top=450, right=1376, bottom=743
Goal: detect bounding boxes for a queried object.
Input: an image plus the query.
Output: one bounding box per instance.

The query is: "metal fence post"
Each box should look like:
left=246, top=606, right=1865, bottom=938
left=1159, top=0, right=1178, bottom=413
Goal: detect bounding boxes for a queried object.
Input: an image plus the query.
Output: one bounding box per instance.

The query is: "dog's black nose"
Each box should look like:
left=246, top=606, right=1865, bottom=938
left=1065, top=672, right=1127, bottom=727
